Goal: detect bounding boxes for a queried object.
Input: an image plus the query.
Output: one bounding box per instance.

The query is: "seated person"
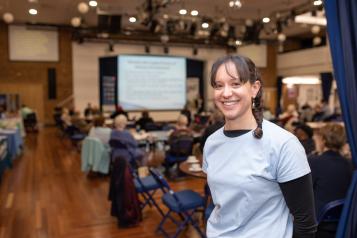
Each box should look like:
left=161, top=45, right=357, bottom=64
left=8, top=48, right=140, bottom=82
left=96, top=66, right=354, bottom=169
left=110, top=105, right=128, bottom=119
left=71, top=111, right=91, bottom=134
left=88, top=116, right=112, bottom=145
left=294, top=123, right=315, bottom=157
left=20, top=104, right=34, bottom=120
left=84, top=103, right=93, bottom=118
left=61, top=108, right=72, bottom=128
left=200, top=110, right=225, bottom=152
left=308, top=123, right=353, bottom=219
left=135, top=111, right=154, bottom=130
left=110, top=115, right=145, bottom=166
left=163, top=114, right=193, bottom=176
left=169, top=114, right=192, bottom=137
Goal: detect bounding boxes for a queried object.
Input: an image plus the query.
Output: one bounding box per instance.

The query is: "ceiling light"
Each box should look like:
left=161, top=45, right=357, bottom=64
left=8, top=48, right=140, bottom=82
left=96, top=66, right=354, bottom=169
left=282, top=76, right=320, bottom=85
left=71, top=17, right=81, bottom=27
left=262, top=17, right=270, bottom=23
left=89, top=1, right=97, bottom=7
left=313, top=36, right=322, bottom=46
left=295, top=12, right=327, bottom=26
left=311, top=25, right=321, bottom=34
left=277, top=33, right=286, bottom=42
left=191, top=10, right=198, bottom=16
left=77, top=2, right=89, bottom=14
left=129, top=17, right=136, bottom=23
left=201, top=22, right=209, bottom=29
left=179, top=9, right=187, bottom=15
left=229, top=0, right=242, bottom=9
left=29, top=9, right=38, bottom=15
left=313, top=0, right=323, bottom=6
left=235, top=40, right=242, bottom=46
left=2, top=12, right=14, bottom=23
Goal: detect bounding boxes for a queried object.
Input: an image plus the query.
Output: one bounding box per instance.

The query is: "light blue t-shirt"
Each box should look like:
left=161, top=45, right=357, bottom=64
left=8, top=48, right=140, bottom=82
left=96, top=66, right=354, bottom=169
left=203, top=119, right=311, bottom=238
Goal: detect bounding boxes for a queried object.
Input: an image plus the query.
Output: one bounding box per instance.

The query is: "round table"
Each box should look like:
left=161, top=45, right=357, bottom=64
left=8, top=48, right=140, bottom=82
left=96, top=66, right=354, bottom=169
left=179, top=160, right=206, bottom=179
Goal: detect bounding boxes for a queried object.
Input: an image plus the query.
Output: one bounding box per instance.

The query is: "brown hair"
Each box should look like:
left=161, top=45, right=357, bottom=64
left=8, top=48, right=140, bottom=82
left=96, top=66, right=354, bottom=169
left=93, top=116, right=105, bottom=127
left=319, top=123, right=346, bottom=151
left=210, top=55, right=263, bottom=139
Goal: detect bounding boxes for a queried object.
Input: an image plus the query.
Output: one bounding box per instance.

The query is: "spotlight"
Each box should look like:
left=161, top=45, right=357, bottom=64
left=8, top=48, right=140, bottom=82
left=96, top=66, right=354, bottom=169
left=29, top=9, right=38, bottom=15
left=262, top=17, right=270, bottom=23
left=202, top=22, right=209, bottom=29
left=179, top=9, right=187, bottom=15
left=129, top=17, right=137, bottom=23
left=191, top=10, right=198, bottom=16
left=89, top=1, right=97, bottom=7
left=313, top=0, right=322, bottom=6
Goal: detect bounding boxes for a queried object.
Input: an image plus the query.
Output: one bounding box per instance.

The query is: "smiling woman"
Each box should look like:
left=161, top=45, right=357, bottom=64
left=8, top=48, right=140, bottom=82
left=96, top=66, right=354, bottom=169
left=202, top=55, right=317, bottom=238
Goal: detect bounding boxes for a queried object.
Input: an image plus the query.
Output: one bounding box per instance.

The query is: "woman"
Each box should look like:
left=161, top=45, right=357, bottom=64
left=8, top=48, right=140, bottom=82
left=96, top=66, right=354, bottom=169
left=110, top=115, right=145, bottom=165
left=309, top=123, right=353, bottom=216
left=203, top=55, right=317, bottom=238
left=88, top=116, right=111, bottom=145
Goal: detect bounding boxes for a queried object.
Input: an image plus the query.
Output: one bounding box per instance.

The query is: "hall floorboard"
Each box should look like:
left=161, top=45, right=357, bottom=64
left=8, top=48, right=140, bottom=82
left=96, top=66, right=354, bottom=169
left=0, top=127, right=206, bottom=238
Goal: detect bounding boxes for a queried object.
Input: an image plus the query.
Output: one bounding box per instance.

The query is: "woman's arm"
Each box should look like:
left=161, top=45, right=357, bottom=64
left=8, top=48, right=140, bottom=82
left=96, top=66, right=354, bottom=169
left=279, top=173, right=317, bottom=238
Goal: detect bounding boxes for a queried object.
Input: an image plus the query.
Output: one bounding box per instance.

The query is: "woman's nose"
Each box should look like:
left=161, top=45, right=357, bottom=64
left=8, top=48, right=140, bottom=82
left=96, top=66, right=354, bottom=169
left=222, top=85, right=233, bottom=97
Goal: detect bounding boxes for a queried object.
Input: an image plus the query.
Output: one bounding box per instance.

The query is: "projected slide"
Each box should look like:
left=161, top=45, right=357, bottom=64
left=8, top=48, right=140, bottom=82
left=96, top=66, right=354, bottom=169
left=118, top=55, right=186, bottom=110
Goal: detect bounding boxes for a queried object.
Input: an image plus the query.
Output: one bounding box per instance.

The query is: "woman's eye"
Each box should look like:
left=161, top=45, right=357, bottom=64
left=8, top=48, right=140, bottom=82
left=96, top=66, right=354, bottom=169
left=232, top=82, right=241, bottom=87
left=214, top=84, right=223, bottom=89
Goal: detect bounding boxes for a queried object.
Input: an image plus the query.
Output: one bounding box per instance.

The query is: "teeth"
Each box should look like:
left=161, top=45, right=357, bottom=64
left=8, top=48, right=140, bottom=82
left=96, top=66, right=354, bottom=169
left=223, top=101, right=237, bottom=105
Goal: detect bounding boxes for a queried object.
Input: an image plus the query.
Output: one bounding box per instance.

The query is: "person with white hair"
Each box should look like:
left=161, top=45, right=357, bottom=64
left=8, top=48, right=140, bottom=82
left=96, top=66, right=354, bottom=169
left=110, top=115, right=145, bottom=165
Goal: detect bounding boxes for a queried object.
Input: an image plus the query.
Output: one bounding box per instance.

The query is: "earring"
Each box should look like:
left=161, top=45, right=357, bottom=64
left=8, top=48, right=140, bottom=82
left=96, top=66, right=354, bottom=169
left=252, top=97, right=256, bottom=109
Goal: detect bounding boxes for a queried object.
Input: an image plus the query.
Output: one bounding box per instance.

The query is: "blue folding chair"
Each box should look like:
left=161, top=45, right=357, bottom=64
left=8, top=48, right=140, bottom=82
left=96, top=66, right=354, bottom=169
left=109, top=138, right=164, bottom=216
left=203, top=183, right=214, bottom=221
left=164, top=135, right=193, bottom=178
left=132, top=172, right=165, bottom=216
left=149, top=168, right=206, bottom=238
left=317, top=199, right=345, bottom=224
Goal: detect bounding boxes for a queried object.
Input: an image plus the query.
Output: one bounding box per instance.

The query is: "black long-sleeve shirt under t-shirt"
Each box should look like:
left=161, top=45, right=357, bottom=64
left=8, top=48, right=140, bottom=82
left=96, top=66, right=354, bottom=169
left=223, top=129, right=317, bottom=238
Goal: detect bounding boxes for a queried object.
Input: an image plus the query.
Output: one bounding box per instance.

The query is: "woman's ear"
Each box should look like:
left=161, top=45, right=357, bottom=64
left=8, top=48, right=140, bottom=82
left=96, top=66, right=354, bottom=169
left=251, top=80, right=261, bottom=97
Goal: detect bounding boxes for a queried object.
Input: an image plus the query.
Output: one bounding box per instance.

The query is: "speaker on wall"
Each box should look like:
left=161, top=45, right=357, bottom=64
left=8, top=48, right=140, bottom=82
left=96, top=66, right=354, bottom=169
left=98, top=14, right=121, bottom=33
left=48, top=68, right=57, bottom=100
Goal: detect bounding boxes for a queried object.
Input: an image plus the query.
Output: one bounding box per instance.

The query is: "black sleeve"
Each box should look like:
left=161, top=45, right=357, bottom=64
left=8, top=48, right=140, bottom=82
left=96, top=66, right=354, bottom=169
left=279, top=173, right=318, bottom=238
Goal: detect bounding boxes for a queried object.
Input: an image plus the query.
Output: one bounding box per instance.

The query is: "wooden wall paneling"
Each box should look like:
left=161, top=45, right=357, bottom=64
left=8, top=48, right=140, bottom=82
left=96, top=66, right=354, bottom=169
left=0, top=83, right=45, bottom=122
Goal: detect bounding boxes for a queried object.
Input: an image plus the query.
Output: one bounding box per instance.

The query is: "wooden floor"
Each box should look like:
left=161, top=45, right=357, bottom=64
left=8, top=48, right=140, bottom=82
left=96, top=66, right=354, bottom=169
left=0, top=127, right=206, bottom=238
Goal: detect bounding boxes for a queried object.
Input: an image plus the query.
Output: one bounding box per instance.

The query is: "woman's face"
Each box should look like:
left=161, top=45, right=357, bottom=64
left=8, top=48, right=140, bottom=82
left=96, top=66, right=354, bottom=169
left=213, top=62, right=260, bottom=124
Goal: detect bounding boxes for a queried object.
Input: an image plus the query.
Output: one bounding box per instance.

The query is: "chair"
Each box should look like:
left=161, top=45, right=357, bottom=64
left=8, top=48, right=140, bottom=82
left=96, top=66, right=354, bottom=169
left=316, top=199, right=345, bottom=238
left=317, top=199, right=345, bottom=224
left=203, top=183, right=214, bottom=221
left=23, top=112, right=38, bottom=132
left=109, top=138, right=163, bottom=216
left=164, top=134, right=194, bottom=177
left=81, top=137, right=110, bottom=174
left=149, top=168, right=206, bottom=238
left=64, top=125, right=86, bottom=150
